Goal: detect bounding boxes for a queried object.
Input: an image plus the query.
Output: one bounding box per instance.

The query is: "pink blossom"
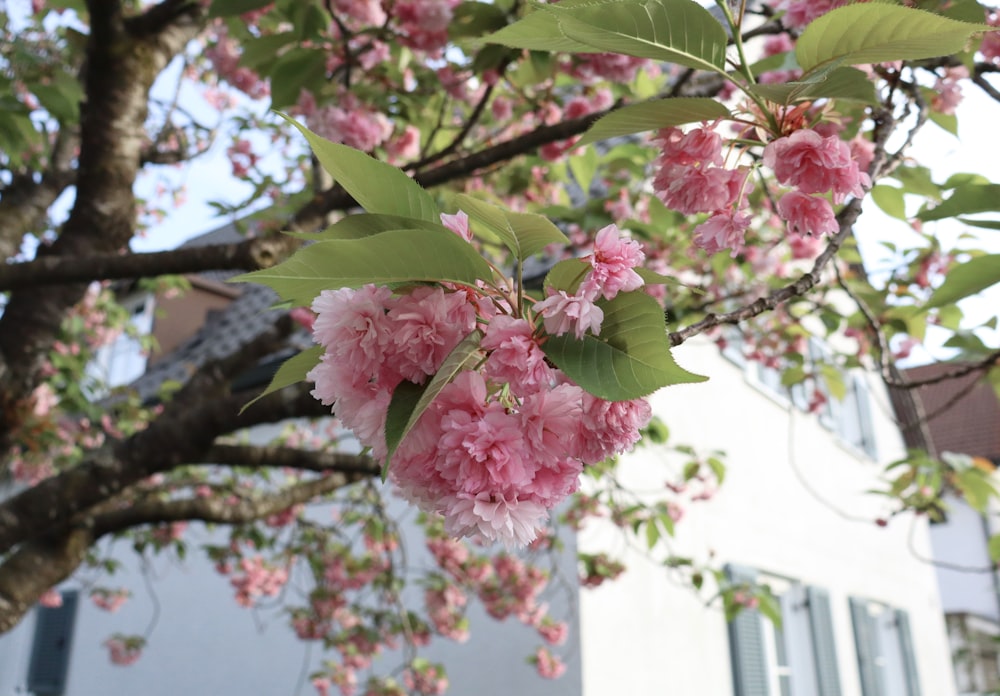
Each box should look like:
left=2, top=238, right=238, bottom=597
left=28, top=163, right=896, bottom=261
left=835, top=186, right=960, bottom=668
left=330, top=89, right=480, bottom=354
left=534, top=289, right=604, bottom=339
left=105, top=636, right=144, bottom=666
left=384, top=286, right=477, bottom=383
left=438, top=401, right=532, bottom=494
left=30, top=383, right=58, bottom=418
left=333, top=0, right=387, bottom=27
left=312, top=677, right=332, bottom=696
left=38, top=589, right=63, bottom=608
left=656, top=126, right=724, bottom=167
left=772, top=0, right=852, bottom=29
left=575, top=394, right=652, bottom=464
left=981, top=11, right=1000, bottom=64
left=776, top=190, right=839, bottom=237
left=310, top=95, right=393, bottom=152
left=582, top=224, right=645, bottom=300
left=655, top=165, right=745, bottom=215
left=692, top=211, right=751, bottom=258
left=311, top=284, right=393, bottom=376
left=538, top=619, right=568, bottom=646
left=386, top=124, right=421, bottom=163
left=481, top=316, right=553, bottom=394
left=444, top=492, right=548, bottom=547
left=534, top=646, right=567, bottom=679
left=763, top=129, right=870, bottom=202
left=440, top=210, right=473, bottom=242
left=787, top=233, right=824, bottom=260
left=91, top=588, right=130, bottom=613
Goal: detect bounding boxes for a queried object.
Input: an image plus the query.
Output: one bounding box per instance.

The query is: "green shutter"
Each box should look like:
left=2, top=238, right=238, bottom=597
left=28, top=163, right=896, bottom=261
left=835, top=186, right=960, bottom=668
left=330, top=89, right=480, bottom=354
left=849, top=597, right=885, bottom=696
left=895, top=610, right=921, bottom=696
left=726, top=565, right=770, bottom=696
left=806, top=586, right=842, bottom=696
left=27, top=590, right=78, bottom=695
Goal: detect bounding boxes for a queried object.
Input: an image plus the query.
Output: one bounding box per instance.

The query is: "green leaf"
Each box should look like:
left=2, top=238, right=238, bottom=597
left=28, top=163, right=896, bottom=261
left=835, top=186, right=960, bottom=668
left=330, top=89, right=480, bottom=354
left=924, top=254, right=1000, bottom=309
left=568, top=147, right=599, bottom=192
left=485, top=0, right=603, bottom=54
left=383, top=330, right=484, bottom=477
left=796, top=4, right=990, bottom=73
left=544, top=258, right=591, bottom=294
left=988, top=534, right=1000, bottom=563
left=209, top=0, right=271, bottom=16
left=279, top=114, right=440, bottom=223
left=239, top=345, right=324, bottom=414
left=578, top=98, right=731, bottom=146
left=748, top=67, right=878, bottom=105
left=958, top=218, right=1000, bottom=231
left=818, top=364, right=847, bottom=401
left=269, top=49, right=328, bottom=110
left=240, top=33, right=297, bottom=71
left=290, top=214, right=445, bottom=241
left=892, top=165, right=940, bottom=199
left=454, top=194, right=569, bottom=261
left=31, top=71, right=83, bottom=122
left=954, top=467, right=998, bottom=512
left=555, top=0, right=729, bottom=74
left=541, top=291, right=707, bottom=401
left=233, top=229, right=494, bottom=306
left=871, top=185, right=907, bottom=220
left=383, top=380, right=426, bottom=480
left=917, top=184, right=1000, bottom=222
left=451, top=1, right=510, bottom=38
left=928, top=107, right=959, bottom=136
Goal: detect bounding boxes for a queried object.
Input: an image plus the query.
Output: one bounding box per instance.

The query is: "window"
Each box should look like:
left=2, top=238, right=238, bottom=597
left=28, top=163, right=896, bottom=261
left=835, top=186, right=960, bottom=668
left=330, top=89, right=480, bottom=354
left=945, top=612, right=999, bottom=695
left=726, top=565, right=843, bottom=696
left=27, top=590, right=78, bottom=695
left=88, top=293, right=155, bottom=391
left=849, top=598, right=921, bottom=696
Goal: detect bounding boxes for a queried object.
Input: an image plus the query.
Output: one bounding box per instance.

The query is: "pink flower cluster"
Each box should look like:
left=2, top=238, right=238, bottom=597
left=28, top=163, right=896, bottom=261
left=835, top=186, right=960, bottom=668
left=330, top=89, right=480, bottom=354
left=653, top=125, right=754, bottom=257
left=90, top=587, right=130, bottom=613
left=769, top=0, right=853, bottom=29
left=230, top=556, right=289, bottom=607
left=298, top=92, right=393, bottom=153
left=203, top=31, right=269, bottom=100
left=763, top=128, right=870, bottom=239
left=104, top=636, right=145, bottom=666
left=307, top=220, right=651, bottom=546
left=535, top=223, right=645, bottom=339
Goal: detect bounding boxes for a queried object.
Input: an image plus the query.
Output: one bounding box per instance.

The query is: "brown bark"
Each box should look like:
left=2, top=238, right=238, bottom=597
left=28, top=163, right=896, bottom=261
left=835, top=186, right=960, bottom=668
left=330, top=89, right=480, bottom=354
left=0, top=0, right=205, bottom=454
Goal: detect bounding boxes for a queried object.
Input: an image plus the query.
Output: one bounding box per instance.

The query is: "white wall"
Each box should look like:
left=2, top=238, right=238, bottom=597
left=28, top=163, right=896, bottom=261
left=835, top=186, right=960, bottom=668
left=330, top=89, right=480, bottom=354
left=578, top=337, right=956, bottom=696
left=931, top=495, right=1000, bottom=622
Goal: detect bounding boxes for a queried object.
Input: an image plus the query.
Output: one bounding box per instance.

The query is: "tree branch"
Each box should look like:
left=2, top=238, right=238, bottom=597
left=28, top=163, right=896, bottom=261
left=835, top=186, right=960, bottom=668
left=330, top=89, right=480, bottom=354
left=0, top=528, right=92, bottom=634
left=89, top=473, right=368, bottom=538
left=0, top=0, right=206, bottom=452
left=205, top=444, right=379, bottom=475
left=0, top=235, right=298, bottom=290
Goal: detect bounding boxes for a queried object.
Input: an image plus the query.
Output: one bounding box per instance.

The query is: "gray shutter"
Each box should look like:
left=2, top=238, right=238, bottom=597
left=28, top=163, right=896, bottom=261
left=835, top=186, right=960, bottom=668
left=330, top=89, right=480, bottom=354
left=27, top=590, right=78, bottom=695
left=854, top=376, right=877, bottom=459
left=895, top=610, right=921, bottom=696
left=807, top=586, right=842, bottom=696
left=726, top=565, right=770, bottom=696
left=849, top=597, right=885, bottom=696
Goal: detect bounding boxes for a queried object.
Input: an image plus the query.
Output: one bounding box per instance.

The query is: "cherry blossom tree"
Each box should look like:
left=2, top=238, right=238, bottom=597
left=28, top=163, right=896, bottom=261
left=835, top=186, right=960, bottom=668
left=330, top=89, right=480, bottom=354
left=2, top=0, right=1000, bottom=691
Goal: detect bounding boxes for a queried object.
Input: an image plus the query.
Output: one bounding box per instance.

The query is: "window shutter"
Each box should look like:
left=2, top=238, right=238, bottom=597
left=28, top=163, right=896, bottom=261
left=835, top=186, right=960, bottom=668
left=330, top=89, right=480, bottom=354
left=849, top=597, right=885, bottom=696
left=806, top=586, right=842, bottom=696
left=894, top=610, right=921, bottom=696
left=854, top=376, right=877, bottom=459
left=726, top=565, right=770, bottom=696
left=27, top=590, right=78, bottom=695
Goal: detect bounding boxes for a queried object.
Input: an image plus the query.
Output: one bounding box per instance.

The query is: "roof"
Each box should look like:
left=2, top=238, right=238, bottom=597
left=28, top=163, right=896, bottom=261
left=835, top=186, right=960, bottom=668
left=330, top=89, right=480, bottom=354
left=892, top=362, right=1000, bottom=462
